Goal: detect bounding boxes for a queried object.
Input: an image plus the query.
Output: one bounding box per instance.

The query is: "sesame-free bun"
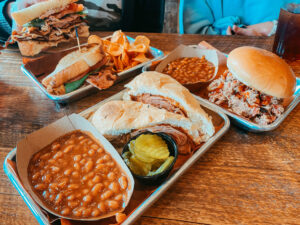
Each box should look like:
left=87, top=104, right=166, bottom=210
left=123, top=72, right=215, bottom=141
left=42, top=44, right=105, bottom=89
left=12, top=0, right=77, bottom=26
left=227, top=46, right=296, bottom=98
left=91, top=100, right=203, bottom=144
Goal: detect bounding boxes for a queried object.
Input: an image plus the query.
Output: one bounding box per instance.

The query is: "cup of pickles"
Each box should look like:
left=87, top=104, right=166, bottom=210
left=122, top=131, right=178, bottom=185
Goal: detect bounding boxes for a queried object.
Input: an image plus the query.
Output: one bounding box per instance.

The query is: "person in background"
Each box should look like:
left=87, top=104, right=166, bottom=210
left=0, top=0, right=122, bottom=43
left=180, top=0, right=297, bottom=36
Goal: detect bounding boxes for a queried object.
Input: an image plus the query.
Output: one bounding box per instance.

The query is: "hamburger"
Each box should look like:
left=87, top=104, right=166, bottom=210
left=11, top=0, right=89, bottom=56
left=207, top=46, right=296, bottom=125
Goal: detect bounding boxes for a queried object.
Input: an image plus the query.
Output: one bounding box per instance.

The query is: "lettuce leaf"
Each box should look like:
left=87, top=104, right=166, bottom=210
left=64, top=67, right=101, bottom=93
left=23, top=18, right=45, bottom=28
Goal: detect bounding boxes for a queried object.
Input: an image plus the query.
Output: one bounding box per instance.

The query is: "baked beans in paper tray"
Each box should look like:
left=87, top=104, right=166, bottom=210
left=155, top=45, right=219, bottom=91
left=16, top=114, right=134, bottom=222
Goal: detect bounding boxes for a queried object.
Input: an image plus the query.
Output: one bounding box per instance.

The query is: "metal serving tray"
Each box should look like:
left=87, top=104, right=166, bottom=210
left=194, top=78, right=300, bottom=132
left=3, top=89, right=230, bottom=225
left=21, top=36, right=164, bottom=103
left=142, top=57, right=300, bottom=132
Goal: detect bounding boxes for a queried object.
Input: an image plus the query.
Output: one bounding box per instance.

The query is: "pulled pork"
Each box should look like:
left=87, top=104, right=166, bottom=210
left=207, top=70, right=284, bottom=125
left=87, top=69, right=117, bottom=90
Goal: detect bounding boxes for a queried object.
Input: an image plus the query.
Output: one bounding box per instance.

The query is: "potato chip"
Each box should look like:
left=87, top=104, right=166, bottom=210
left=92, top=31, right=152, bottom=74
left=121, top=51, right=130, bottom=67
left=133, top=53, right=150, bottom=63
left=107, top=42, right=123, bottom=56
left=134, top=36, right=150, bottom=48
left=127, top=44, right=147, bottom=53
left=88, top=35, right=102, bottom=45
left=117, top=55, right=124, bottom=71
left=134, top=134, right=169, bottom=160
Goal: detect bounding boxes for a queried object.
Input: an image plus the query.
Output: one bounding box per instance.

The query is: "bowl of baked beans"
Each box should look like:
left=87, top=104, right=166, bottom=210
left=20, top=130, right=134, bottom=221
left=143, top=45, right=219, bottom=92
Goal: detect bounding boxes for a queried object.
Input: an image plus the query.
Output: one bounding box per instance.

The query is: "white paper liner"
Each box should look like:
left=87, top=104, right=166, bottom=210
left=16, top=114, right=135, bottom=221
left=155, top=44, right=219, bottom=82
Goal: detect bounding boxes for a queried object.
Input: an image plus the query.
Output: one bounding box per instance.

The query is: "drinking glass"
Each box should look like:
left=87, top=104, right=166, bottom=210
left=272, top=2, right=300, bottom=60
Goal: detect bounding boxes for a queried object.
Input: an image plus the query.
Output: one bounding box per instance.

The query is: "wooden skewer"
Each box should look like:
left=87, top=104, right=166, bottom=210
left=75, top=27, right=81, bottom=52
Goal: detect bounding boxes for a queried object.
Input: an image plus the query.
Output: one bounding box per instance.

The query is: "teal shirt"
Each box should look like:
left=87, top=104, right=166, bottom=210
left=181, top=0, right=293, bottom=35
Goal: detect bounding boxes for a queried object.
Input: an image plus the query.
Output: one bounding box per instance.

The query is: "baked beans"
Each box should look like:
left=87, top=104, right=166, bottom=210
left=28, top=130, right=129, bottom=219
left=162, top=56, right=215, bottom=84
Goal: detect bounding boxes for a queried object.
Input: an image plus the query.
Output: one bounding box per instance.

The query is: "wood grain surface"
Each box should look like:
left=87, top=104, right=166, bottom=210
left=0, top=32, right=299, bottom=225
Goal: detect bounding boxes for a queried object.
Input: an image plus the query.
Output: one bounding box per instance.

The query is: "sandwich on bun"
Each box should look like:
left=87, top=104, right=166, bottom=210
left=123, top=71, right=215, bottom=141
left=11, top=0, right=89, bottom=56
left=42, top=43, right=106, bottom=95
left=208, top=46, right=296, bottom=125
left=91, top=100, right=209, bottom=155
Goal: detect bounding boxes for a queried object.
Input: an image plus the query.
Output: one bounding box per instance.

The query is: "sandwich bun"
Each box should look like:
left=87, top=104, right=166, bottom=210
left=124, top=71, right=215, bottom=141
left=12, top=0, right=77, bottom=26
left=91, top=100, right=203, bottom=144
left=17, top=25, right=89, bottom=56
left=227, top=46, right=296, bottom=98
left=17, top=40, right=60, bottom=57
left=42, top=43, right=104, bottom=89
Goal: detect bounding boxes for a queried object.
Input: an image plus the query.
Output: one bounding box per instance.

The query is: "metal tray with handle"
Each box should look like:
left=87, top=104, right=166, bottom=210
left=3, top=89, right=230, bottom=225
left=142, top=49, right=300, bottom=132
left=21, top=36, right=164, bottom=103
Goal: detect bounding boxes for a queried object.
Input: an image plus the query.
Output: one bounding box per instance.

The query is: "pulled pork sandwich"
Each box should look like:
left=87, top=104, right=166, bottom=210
left=123, top=71, right=215, bottom=142
left=91, top=100, right=212, bottom=155
left=11, top=0, right=89, bottom=56
left=208, top=46, right=296, bottom=126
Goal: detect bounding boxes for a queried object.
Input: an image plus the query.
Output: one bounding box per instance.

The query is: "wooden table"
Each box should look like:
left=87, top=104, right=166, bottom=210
left=0, top=32, right=299, bottom=225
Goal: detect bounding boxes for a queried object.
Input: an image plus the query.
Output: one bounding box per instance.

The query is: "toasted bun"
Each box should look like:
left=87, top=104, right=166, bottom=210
left=18, top=40, right=60, bottom=56
left=227, top=46, right=296, bottom=98
left=12, top=0, right=77, bottom=26
left=42, top=44, right=104, bottom=88
left=17, top=25, right=89, bottom=56
left=124, top=71, right=215, bottom=141
left=91, top=100, right=203, bottom=144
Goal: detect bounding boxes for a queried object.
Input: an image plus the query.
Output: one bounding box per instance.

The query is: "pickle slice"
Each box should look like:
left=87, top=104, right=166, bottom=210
left=124, top=134, right=174, bottom=177
left=147, top=156, right=174, bottom=176
left=134, top=134, right=169, bottom=161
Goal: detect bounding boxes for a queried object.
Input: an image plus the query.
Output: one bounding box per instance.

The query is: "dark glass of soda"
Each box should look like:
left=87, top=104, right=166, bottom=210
left=121, top=0, right=165, bottom=33
left=273, top=3, right=300, bottom=60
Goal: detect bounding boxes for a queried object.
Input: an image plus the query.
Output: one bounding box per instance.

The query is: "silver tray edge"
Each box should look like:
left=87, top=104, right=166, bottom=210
left=21, top=36, right=164, bottom=103
left=3, top=90, right=230, bottom=225
left=78, top=89, right=230, bottom=225
left=142, top=61, right=300, bottom=132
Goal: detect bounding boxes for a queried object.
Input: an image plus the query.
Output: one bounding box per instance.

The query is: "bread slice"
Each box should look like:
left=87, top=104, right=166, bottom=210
left=12, top=0, right=77, bottom=26
left=17, top=25, right=89, bottom=56
left=123, top=71, right=215, bottom=141
left=91, top=100, right=202, bottom=144
left=42, top=44, right=104, bottom=89
left=18, top=40, right=60, bottom=56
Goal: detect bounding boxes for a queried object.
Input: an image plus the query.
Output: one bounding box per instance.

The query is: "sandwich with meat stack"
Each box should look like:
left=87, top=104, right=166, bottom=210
left=91, top=72, right=215, bottom=155
left=207, top=46, right=296, bottom=125
left=11, top=0, right=89, bottom=56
